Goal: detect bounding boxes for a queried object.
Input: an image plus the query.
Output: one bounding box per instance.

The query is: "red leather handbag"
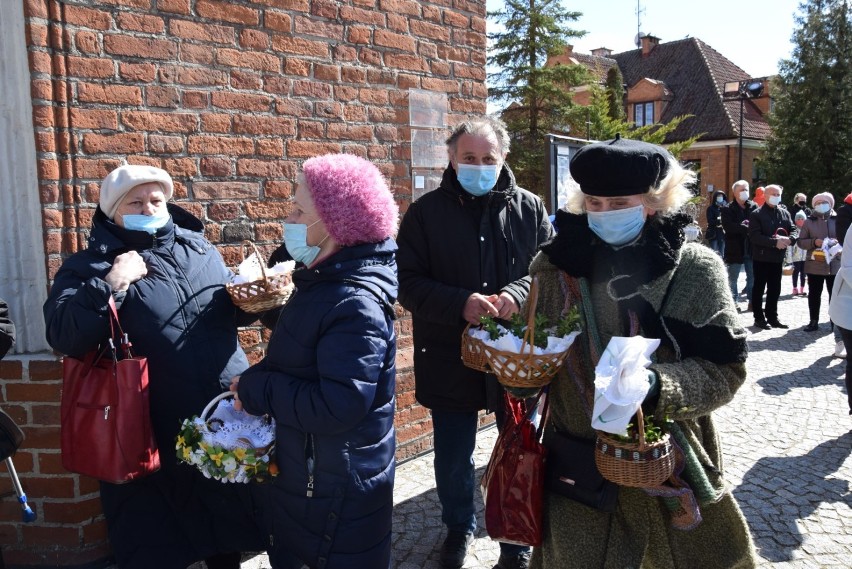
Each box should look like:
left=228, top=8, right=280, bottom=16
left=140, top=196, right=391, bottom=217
left=60, top=297, right=160, bottom=483
left=480, top=390, right=547, bottom=547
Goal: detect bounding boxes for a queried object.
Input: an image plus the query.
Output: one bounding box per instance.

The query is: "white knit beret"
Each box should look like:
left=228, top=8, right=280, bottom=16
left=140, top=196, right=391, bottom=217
left=99, top=165, right=174, bottom=219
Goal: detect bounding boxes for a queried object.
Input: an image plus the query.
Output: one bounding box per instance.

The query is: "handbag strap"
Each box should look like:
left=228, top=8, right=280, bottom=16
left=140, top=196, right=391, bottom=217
left=106, top=296, right=134, bottom=359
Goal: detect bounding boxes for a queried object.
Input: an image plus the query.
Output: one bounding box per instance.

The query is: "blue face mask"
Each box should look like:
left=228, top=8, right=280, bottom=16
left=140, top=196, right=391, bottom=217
left=587, top=204, right=647, bottom=246
left=121, top=211, right=170, bottom=234
left=284, top=220, right=326, bottom=266
left=456, top=164, right=501, bottom=196
left=815, top=203, right=831, bottom=214
left=716, top=196, right=725, bottom=204
left=767, top=195, right=782, bottom=206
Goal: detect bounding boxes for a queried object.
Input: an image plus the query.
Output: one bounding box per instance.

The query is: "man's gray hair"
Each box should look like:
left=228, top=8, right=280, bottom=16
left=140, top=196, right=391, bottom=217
left=446, top=116, right=511, bottom=156
left=732, top=179, right=749, bottom=191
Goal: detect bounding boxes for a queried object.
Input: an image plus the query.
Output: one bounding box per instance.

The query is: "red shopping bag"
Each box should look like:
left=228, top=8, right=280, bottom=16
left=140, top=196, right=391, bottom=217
left=480, top=390, right=547, bottom=547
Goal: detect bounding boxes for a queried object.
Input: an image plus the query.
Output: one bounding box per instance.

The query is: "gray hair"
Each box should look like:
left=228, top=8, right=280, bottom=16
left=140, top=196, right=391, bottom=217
left=446, top=116, right=511, bottom=156
left=732, top=180, right=749, bottom=192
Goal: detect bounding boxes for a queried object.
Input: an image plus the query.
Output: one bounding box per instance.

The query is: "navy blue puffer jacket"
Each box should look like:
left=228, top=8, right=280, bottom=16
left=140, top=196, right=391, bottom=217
left=238, top=239, right=398, bottom=569
left=43, top=206, right=265, bottom=566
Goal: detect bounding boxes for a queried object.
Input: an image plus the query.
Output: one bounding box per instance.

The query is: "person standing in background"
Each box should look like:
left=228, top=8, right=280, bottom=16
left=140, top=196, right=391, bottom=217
left=722, top=180, right=758, bottom=312
left=705, top=189, right=727, bottom=257
left=789, top=210, right=809, bottom=296
left=834, top=192, right=852, bottom=246
left=829, top=223, right=852, bottom=414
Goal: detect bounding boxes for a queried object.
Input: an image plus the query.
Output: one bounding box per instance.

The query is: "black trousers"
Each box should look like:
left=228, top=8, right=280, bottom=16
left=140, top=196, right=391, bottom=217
left=751, top=260, right=783, bottom=322
left=838, top=326, right=852, bottom=413
left=806, top=273, right=836, bottom=322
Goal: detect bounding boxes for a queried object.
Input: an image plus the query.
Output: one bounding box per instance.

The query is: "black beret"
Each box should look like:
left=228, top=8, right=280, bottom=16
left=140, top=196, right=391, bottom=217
left=569, top=135, right=672, bottom=196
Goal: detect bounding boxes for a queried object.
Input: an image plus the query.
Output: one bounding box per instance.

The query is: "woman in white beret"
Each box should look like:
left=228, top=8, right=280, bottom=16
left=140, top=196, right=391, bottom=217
left=43, top=164, right=267, bottom=569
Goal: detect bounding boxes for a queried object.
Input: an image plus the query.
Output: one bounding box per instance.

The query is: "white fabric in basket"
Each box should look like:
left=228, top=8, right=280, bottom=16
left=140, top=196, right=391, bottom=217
left=203, top=398, right=275, bottom=449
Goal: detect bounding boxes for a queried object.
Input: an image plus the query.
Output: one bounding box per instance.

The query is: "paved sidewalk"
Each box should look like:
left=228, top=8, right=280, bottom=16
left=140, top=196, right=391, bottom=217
left=230, top=273, right=852, bottom=568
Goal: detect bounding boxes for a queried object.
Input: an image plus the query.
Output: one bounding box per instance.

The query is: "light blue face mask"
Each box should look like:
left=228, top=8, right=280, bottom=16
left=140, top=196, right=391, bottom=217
left=121, top=211, right=170, bottom=234
left=284, top=220, right=326, bottom=266
left=716, top=196, right=725, bottom=204
left=815, top=203, right=831, bottom=214
left=586, top=204, right=647, bottom=246
left=456, top=164, right=501, bottom=196
left=767, top=195, right=782, bottom=206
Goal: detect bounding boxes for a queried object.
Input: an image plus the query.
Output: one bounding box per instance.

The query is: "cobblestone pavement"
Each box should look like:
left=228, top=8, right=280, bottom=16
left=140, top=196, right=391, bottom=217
left=227, top=273, right=852, bottom=569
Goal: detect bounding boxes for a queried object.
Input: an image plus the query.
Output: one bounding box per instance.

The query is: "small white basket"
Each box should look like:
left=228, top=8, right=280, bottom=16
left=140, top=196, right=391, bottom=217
left=175, top=392, right=277, bottom=483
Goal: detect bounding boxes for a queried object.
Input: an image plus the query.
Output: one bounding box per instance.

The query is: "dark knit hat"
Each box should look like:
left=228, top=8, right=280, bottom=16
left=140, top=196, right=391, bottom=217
left=569, top=135, right=671, bottom=196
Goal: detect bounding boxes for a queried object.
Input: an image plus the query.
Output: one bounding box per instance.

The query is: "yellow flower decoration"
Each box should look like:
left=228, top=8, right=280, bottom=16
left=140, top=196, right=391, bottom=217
left=233, top=447, right=247, bottom=461
left=209, top=451, right=224, bottom=466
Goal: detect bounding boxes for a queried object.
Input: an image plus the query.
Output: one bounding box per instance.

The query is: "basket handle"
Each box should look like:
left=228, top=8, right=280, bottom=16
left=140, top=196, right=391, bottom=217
left=240, top=240, right=269, bottom=282
left=201, top=391, right=234, bottom=421
left=520, top=276, right=540, bottom=357
left=635, top=406, right=648, bottom=451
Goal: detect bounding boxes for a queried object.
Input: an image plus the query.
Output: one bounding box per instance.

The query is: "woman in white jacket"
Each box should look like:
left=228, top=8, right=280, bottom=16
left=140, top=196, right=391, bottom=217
left=829, top=223, right=852, bottom=415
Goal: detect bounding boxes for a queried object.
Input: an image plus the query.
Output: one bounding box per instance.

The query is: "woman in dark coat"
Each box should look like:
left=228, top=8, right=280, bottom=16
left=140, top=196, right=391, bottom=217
left=43, top=165, right=266, bottom=569
left=232, top=154, right=399, bottom=569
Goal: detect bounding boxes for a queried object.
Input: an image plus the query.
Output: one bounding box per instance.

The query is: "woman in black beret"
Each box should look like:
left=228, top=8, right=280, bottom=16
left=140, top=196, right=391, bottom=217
left=525, top=136, right=757, bottom=568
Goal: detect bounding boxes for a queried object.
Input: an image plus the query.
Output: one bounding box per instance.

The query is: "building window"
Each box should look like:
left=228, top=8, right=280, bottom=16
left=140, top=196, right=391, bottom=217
left=633, top=102, right=655, bottom=126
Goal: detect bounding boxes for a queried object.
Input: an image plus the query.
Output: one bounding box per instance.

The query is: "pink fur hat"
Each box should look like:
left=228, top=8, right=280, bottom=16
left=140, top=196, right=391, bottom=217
left=812, top=191, right=835, bottom=209
left=302, top=154, right=398, bottom=246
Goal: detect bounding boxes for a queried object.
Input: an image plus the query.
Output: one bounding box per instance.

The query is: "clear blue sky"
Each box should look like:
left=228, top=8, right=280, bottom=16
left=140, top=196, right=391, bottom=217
left=486, top=0, right=802, bottom=79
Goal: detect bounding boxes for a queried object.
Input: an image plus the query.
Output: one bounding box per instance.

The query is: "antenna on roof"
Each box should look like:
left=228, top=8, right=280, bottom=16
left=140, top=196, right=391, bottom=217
left=636, top=0, right=645, bottom=47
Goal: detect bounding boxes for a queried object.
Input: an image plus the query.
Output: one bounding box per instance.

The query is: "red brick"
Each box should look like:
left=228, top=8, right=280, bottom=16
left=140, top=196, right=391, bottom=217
left=207, top=202, right=242, bottom=221
left=471, top=15, right=486, bottom=33
left=411, top=19, right=449, bottom=42
left=231, top=70, right=263, bottom=90
left=201, top=113, right=232, bottom=133
left=275, top=97, right=313, bottom=117
left=66, top=56, right=114, bottom=79
left=159, top=0, right=191, bottom=14
left=21, top=523, right=79, bottom=546
left=314, top=101, right=344, bottom=119
left=359, top=88, right=390, bottom=105
left=333, top=44, right=358, bottom=62
left=149, top=134, right=184, bottom=154
left=196, top=0, right=259, bottom=25
left=216, top=49, right=280, bottom=72
left=421, top=77, right=461, bottom=93
left=163, top=158, right=198, bottom=178
left=340, top=6, right=385, bottom=25
left=286, top=140, right=342, bottom=158
left=74, top=31, right=100, bottom=54
left=23, top=0, right=48, bottom=18
left=31, top=403, right=60, bottom=426
left=271, top=35, right=330, bottom=58
left=211, top=92, right=272, bottom=112
left=295, top=16, right=344, bottom=40
left=263, top=76, right=293, bottom=95
left=430, top=60, right=450, bottom=76
left=103, top=35, right=178, bottom=60
left=116, top=12, right=164, bottom=33
left=122, top=111, right=197, bottom=133
left=298, top=120, right=324, bottom=139
left=235, top=159, right=299, bottom=178
left=181, top=43, right=215, bottom=65
left=146, top=86, right=180, bottom=108
left=293, top=80, right=332, bottom=98
left=333, top=85, right=359, bottom=102
left=311, top=0, right=338, bottom=18
left=63, top=5, right=112, bottom=29
left=327, top=123, right=374, bottom=141
left=6, top=382, right=61, bottom=403
left=199, top=156, right=232, bottom=176
left=378, top=0, right=420, bottom=16
left=233, top=115, right=296, bottom=136
left=265, top=11, right=293, bottom=32
left=42, top=497, right=104, bottom=524
left=399, top=74, right=421, bottom=89
left=119, top=62, right=156, bottom=82
left=27, top=360, right=62, bottom=380
left=367, top=144, right=391, bottom=160
left=387, top=13, right=409, bottom=33
left=83, top=132, right=145, bottom=154
left=314, top=63, right=340, bottom=81
left=444, top=10, right=469, bottom=28
left=257, top=138, right=284, bottom=156
left=257, top=0, right=309, bottom=10
left=183, top=91, right=209, bottom=109
left=348, top=26, right=371, bottom=45
left=159, top=65, right=229, bottom=87
left=256, top=222, right=284, bottom=241
left=169, top=19, right=234, bottom=44
left=193, top=183, right=259, bottom=200
left=358, top=48, right=382, bottom=66
left=284, top=58, right=309, bottom=76
left=0, top=361, right=23, bottom=380
left=389, top=54, right=429, bottom=73
left=26, top=23, right=48, bottom=48
left=240, top=29, right=270, bottom=50
left=187, top=135, right=254, bottom=155
left=423, top=5, right=441, bottom=22
left=77, top=83, right=142, bottom=105
left=264, top=180, right=293, bottom=199
left=244, top=201, right=293, bottom=220
left=454, top=63, right=486, bottom=80
left=341, top=66, right=367, bottom=83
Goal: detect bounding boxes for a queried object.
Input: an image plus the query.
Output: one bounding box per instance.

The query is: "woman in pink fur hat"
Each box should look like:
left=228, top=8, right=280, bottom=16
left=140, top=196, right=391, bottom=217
left=233, top=154, right=400, bottom=569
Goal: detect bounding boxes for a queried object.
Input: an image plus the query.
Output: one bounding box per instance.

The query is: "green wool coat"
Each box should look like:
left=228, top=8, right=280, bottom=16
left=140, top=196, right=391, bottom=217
left=528, top=243, right=758, bottom=569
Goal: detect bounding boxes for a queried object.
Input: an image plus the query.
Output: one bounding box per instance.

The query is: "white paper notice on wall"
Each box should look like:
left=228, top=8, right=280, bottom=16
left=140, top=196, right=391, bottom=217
left=414, top=176, right=425, bottom=189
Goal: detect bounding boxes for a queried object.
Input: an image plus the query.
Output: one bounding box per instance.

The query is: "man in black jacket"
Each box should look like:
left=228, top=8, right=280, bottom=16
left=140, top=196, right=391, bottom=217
left=748, top=184, right=797, bottom=329
left=396, top=116, right=553, bottom=569
left=722, top=180, right=758, bottom=312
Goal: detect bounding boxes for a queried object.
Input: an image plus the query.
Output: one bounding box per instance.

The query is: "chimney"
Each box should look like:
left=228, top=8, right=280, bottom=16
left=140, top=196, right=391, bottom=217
left=640, top=34, right=660, bottom=56
left=591, top=47, right=612, bottom=57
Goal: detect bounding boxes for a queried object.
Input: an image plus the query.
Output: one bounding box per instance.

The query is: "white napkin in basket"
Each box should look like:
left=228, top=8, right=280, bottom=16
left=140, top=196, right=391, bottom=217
left=591, top=336, right=660, bottom=436
left=202, top=397, right=275, bottom=450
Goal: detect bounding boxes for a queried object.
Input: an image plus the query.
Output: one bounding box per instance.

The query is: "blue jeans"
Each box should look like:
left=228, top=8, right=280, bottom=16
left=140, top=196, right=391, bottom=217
left=431, top=408, right=528, bottom=557
left=726, top=255, right=753, bottom=302
left=709, top=235, right=725, bottom=258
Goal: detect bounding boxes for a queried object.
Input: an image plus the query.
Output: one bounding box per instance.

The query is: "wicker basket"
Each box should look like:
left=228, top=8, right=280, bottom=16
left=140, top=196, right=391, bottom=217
left=226, top=241, right=295, bottom=313
left=594, top=407, right=674, bottom=488
left=461, top=323, right=490, bottom=372
left=479, top=277, right=571, bottom=388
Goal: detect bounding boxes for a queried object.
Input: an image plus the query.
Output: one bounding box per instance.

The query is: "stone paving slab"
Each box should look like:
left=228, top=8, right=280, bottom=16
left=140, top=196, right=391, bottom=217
left=213, top=273, right=852, bottom=569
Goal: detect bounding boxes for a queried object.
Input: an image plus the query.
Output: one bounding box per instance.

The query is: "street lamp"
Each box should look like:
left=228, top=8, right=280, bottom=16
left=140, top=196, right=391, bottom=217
left=723, top=79, right=764, bottom=180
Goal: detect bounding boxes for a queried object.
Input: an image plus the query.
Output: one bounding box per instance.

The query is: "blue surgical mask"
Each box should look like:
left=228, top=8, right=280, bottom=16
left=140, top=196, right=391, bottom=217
left=121, top=211, right=170, bottom=234
left=456, top=164, right=501, bottom=196
left=716, top=196, right=725, bottom=204
left=767, top=195, right=782, bottom=206
left=587, top=204, right=647, bottom=246
left=815, top=203, right=831, bottom=214
left=284, top=220, right=326, bottom=266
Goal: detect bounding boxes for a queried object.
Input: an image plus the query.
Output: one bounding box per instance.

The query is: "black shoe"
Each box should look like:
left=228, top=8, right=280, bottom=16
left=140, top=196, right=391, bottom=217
left=440, top=530, right=473, bottom=568
left=494, top=550, right=531, bottom=569
left=767, top=320, right=788, bottom=329
left=804, top=321, right=819, bottom=332
left=753, top=319, right=771, bottom=330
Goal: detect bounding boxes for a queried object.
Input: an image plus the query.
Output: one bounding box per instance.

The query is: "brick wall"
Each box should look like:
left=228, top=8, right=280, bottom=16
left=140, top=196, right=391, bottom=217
left=1, top=0, right=487, bottom=565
